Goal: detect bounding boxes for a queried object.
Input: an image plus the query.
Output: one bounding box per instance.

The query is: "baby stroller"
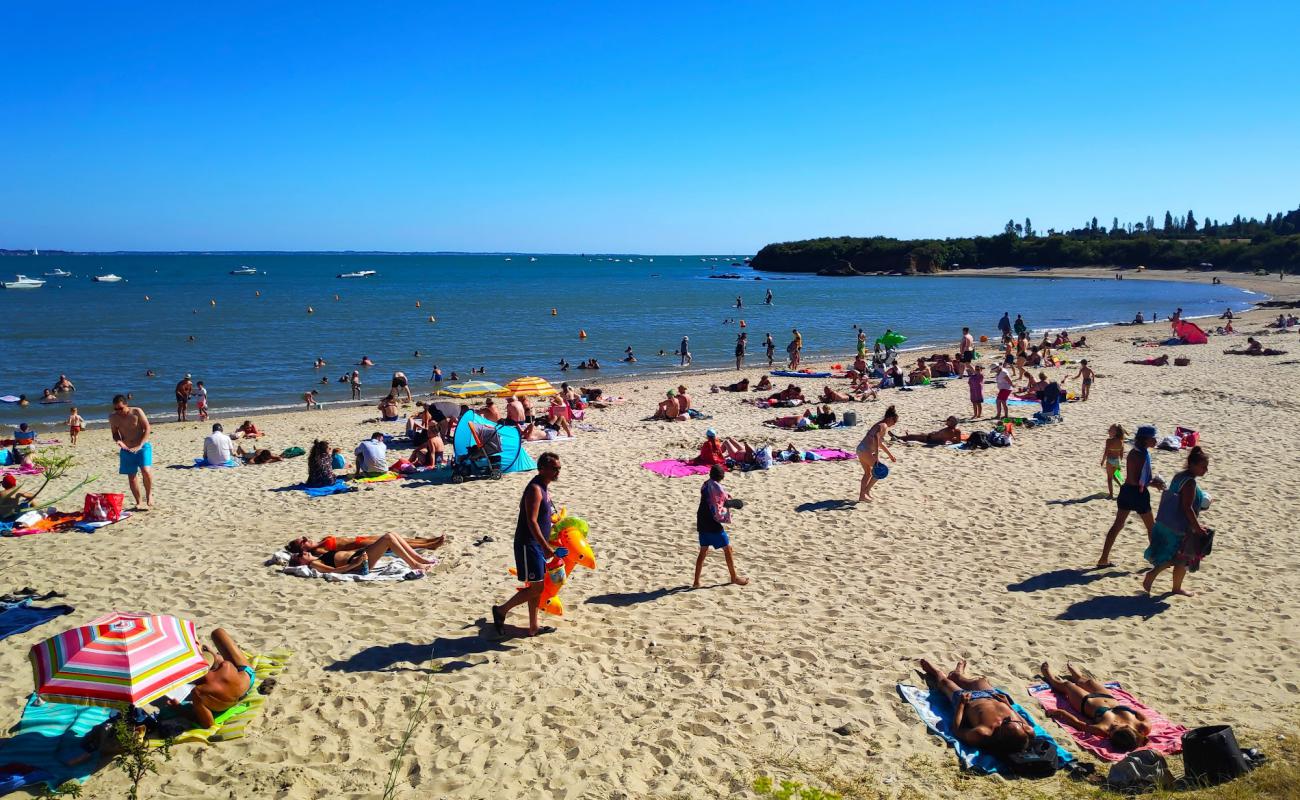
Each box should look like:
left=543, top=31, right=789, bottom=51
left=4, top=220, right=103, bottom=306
left=450, top=417, right=504, bottom=483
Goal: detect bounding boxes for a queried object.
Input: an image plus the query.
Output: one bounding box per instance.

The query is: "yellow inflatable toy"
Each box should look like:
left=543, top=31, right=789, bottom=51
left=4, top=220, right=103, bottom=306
left=509, top=514, right=595, bottom=617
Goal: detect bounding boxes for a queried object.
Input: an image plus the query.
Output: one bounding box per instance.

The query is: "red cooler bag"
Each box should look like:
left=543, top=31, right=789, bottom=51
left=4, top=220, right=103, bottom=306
left=83, top=493, right=125, bottom=522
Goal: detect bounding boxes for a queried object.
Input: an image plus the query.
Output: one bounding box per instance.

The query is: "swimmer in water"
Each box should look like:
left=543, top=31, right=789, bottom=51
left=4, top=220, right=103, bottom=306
left=146, top=369, right=156, bottom=378
left=315, top=357, right=326, bottom=368
left=735, top=296, right=743, bottom=308
left=360, top=356, right=374, bottom=367
left=624, top=347, right=636, bottom=363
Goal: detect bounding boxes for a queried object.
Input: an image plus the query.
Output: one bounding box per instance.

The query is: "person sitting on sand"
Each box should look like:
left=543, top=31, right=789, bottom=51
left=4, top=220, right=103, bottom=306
left=288, top=532, right=437, bottom=574
left=377, top=394, right=399, bottom=421
left=917, top=658, right=1033, bottom=755
left=480, top=396, right=502, bottom=422
left=167, top=628, right=257, bottom=728
left=767, top=384, right=804, bottom=403
left=232, top=420, right=264, bottom=440
left=545, top=396, right=574, bottom=437
left=931, top=354, right=955, bottom=377
left=306, top=440, right=337, bottom=487
left=754, top=375, right=773, bottom=392
left=1039, top=662, right=1151, bottom=752
left=202, top=423, right=235, bottom=466
left=354, top=431, right=389, bottom=476
left=654, top=389, right=684, bottom=421
left=236, top=444, right=283, bottom=465
left=1125, top=354, right=1170, bottom=366
left=815, top=404, right=837, bottom=427
left=907, top=358, right=932, bottom=385
left=675, top=385, right=692, bottom=414
left=889, top=416, right=962, bottom=445
left=1133, top=311, right=1145, bottom=324
left=694, top=429, right=727, bottom=466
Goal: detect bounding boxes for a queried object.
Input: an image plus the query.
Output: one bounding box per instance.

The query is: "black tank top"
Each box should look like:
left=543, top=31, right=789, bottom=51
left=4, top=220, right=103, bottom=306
left=515, top=477, right=552, bottom=545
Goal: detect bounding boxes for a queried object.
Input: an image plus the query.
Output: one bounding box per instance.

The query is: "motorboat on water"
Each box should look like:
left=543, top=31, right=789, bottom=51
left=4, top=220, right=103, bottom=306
left=2, top=275, right=45, bottom=289
left=44, top=268, right=73, bottom=278
left=230, top=266, right=259, bottom=276
left=93, top=274, right=124, bottom=283
left=337, top=270, right=377, bottom=279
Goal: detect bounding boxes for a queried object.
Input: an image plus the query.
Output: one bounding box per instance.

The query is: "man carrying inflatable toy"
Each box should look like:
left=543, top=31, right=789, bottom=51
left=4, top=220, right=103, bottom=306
left=492, top=452, right=563, bottom=637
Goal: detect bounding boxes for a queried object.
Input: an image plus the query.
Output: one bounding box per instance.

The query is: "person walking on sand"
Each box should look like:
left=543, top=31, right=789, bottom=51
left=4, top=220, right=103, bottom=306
left=680, top=335, right=692, bottom=367
left=957, top=326, right=975, bottom=377
left=764, top=333, right=775, bottom=367
left=109, top=394, right=153, bottom=510
left=196, top=381, right=209, bottom=421
left=66, top=407, right=84, bottom=446
left=693, top=464, right=749, bottom=588
left=1143, top=446, right=1212, bottom=597
left=968, top=364, right=985, bottom=418
left=1096, top=425, right=1165, bottom=568
left=734, top=332, right=747, bottom=370
left=492, top=452, right=562, bottom=638
left=1101, top=424, right=1126, bottom=499
left=994, top=362, right=1014, bottom=419
left=175, top=374, right=193, bottom=422
left=856, top=405, right=897, bottom=502
left=1067, top=359, right=1095, bottom=401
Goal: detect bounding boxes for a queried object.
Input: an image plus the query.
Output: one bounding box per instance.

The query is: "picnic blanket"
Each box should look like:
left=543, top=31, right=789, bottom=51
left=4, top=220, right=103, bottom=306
left=0, top=696, right=114, bottom=793
left=147, top=649, right=291, bottom=746
left=0, top=598, right=75, bottom=642
left=897, top=683, right=1073, bottom=774
left=355, top=472, right=401, bottom=483
left=267, top=551, right=427, bottom=582
left=1028, top=681, right=1187, bottom=762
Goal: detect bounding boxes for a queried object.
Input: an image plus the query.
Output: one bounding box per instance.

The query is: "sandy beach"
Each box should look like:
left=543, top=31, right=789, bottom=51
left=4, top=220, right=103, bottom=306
left=3, top=272, right=1298, bottom=799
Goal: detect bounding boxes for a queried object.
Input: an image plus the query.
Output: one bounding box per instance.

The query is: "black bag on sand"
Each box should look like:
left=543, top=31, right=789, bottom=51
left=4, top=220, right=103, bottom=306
left=1182, top=725, right=1250, bottom=786
left=1005, top=735, right=1059, bottom=777
left=966, top=430, right=990, bottom=449
left=1106, top=750, right=1175, bottom=793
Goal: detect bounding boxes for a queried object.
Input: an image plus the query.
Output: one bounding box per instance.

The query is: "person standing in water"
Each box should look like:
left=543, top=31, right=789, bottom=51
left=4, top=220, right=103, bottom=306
left=764, top=288, right=773, bottom=305
left=734, top=332, right=747, bottom=370
left=764, top=333, right=775, bottom=367
left=680, top=335, right=692, bottom=367
left=175, top=375, right=193, bottom=422
left=735, top=295, right=743, bottom=308
left=1096, top=425, right=1165, bottom=568
left=109, top=394, right=153, bottom=510
left=491, top=452, right=562, bottom=637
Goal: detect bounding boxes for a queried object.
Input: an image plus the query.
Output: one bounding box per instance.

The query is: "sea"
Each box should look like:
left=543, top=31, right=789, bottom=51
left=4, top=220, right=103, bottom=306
left=0, top=253, right=1258, bottom=428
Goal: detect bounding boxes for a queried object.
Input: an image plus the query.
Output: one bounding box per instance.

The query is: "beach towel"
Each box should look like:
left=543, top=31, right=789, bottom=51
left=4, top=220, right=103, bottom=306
left=4, top=512, right=131, bottom=536
left=193, top=457, right=238, bottom=468
left=0, top=696, right=114, bottom=793
left=355, top=471, right=400, bottom=483
left=296, top=480, right=355, bottom=497
left=0, top=463, right=44, bottom=477
left=146, top=649, right=291, bottom=746
left=1006, top=399, right=1039, bottom=407
left=1028, top=682, right=1187, bottom=762
left=805, top=448, right=854, bottom=460
left=897, top=684, right=1073, bottom=774
left=640, top=459, right=711, bottom=478
left=268, top=551, right=427, bottom=582
left=0, top=598, right=75, bottom=641
left=770, top=370, right=831, bottom=378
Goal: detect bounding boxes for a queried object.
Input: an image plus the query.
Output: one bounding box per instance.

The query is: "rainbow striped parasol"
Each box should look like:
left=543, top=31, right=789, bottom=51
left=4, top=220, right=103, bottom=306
left=496, top=376, right=558, bottom=397
left=30, top=612, right=210, bottom=708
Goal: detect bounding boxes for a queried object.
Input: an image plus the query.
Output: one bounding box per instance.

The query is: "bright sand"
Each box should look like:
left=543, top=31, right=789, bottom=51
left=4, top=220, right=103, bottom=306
left=2, top=270, right=1297, bottom=798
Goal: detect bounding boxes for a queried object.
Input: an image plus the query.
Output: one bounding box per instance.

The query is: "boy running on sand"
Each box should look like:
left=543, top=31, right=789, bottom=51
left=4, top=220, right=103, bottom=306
left=67, top=407, right=84, bottom=445
left=694, top=464, right=749, bottom=587
left=1068, top=359, right=1095, bottom=401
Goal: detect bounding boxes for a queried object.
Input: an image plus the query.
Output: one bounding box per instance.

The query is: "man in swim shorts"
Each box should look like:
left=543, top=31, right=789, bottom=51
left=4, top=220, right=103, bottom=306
left=109, top=394, right=153, bottom=510
left=491, top=452, right=562, bottom=637
left=693, top=464, right=749, bottom=588
left=175, top=374, right=193, bottom=422
left=889, top=416, right=963, bottom=445
left=957, top=327, right=975, bottom=376
left=917, top=658, right=1033, bottom=755
left=391, top=371, right=413, bottom=402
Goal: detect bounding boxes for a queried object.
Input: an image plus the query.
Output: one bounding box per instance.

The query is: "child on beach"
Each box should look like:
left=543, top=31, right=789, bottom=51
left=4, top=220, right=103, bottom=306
left=1102, top=424, right=1126, bottom=498
left=67, top=407, right=84, bottom=445
left=694, top=464, right=749, bottom=587
left=1068, top=359, right=1095, bottom=401
left=331, top=448, right=348, bottom=470
left=968, top=364, right=985, bottom=418
left=196, top=381, right=209, bottom=421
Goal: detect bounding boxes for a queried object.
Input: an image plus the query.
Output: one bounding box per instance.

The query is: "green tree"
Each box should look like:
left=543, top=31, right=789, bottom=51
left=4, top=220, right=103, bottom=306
left=1024, top=217, right=1034, bottom=237
left=1185, top=210, right=1197, bottom=232
left=1164, top=210, right=1174, bottom=231
left=1004, top=219, right=1017, bottom=236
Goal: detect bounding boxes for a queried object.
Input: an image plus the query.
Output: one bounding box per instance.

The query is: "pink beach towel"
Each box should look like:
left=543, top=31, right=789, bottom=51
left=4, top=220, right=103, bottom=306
left=641, top=459, right=711, bottom=478
left=1029, top=682, right=1187, bottom=762
left=0, top=464, right=44, bottom=477
left=806, top=448, right=854, bottom=460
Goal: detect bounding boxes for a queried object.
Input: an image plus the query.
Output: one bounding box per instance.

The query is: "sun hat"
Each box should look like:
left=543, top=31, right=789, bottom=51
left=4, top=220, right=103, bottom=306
left=666, top=389, right=676, bottom=397
left=705, top=428, right=717, bottom=438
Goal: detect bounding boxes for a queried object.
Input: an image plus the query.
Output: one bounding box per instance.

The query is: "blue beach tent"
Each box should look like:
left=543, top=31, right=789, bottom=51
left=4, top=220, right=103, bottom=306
left=452, top=410, right=536, bottom=474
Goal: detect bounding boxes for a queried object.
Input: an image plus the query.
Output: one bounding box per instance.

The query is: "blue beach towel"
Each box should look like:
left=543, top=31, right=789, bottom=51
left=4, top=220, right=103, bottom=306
left=0, top=695, right=114, bottom=793
left=896, top=683, right=1073, bottom=774
left=301, top=480, right=354, bottom=498
left=0, top=599, right=75, bottom=642
left=193, top=457, right=238, bottom=468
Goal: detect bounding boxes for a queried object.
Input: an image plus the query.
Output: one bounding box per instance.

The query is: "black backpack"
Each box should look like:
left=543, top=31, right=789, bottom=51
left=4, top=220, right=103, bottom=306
left=967, top=430, right=990, bottom=449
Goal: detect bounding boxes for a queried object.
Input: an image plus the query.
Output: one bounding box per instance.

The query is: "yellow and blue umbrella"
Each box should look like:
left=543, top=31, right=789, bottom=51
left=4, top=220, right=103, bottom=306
left=435, top=380, right=505, bottom=398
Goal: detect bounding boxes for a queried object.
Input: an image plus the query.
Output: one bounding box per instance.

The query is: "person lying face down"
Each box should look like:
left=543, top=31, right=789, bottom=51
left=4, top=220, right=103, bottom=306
left=890, top=416, right=962, bottom=445
left=917, top=658, right=1034, bottom=755
left=1039, top=661, right=1151, bottom=751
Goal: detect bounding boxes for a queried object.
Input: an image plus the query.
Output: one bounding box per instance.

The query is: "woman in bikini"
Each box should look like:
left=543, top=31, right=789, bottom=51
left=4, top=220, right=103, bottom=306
left=286, top=532, right=441, bottom=573
left=1039, top=662, right=1150, bottom=751
left=856, top=405, right=897, bottom=502
left=918, top=659, right=1033, bottom=755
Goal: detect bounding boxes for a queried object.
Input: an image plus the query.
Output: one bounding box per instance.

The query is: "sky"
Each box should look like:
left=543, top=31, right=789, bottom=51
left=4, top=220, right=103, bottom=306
left=2, top=2, right=1298, bottom=253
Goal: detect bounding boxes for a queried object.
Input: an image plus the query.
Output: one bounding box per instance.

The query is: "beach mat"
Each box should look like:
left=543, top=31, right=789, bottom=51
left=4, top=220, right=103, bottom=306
left=897, top=683, right=1073, bottom=774
left=147, top=649, right=291, bottom=746
left=0, top=464, right=44, bottom=477
left=0, top=598, right=75, bottom=642
left=0, top=696, right=114, bottom=793
left=3, top=512, right=132, bottom=537
left=1029, top=681, right=1187, bottom=762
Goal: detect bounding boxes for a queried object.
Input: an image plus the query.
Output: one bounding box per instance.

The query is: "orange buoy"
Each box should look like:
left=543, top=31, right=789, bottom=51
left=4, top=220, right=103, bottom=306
left=579, top=329, right=587, bottom=339
left=551, top=308, right=557, bottom=316
left=979, top=335, right=989, bottom=343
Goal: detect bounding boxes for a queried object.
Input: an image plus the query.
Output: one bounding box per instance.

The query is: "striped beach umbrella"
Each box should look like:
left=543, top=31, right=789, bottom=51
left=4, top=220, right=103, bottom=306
left=30, top=612, right=209, bottom=709
left=435, top=380, right=505, bottom=398
left=497, top=376, right=558, bottom=397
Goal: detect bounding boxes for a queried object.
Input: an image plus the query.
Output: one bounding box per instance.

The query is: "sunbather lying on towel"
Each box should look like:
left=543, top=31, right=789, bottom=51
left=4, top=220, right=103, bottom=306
left=1039, top=662, right=1150, bottom=752
left=767, top=384, right=804, bottom=403
left=716, top=378, right=750, bottom=392
left=236, top=445, right=283, bottom=464
left=889, top=416, right=962, bottom=445
left=1224, top=337, right=1285, bottom=356
left=175, top=628, right=255, bottom=729
left=287, top=532, right=436, bottom=574
left=288, top=534, right=446, bottom=558
left=1126, top=354, right=1170, bottom=366
left=754, top=376, right=774, bottom=391
left=918, top=658, right=1033, bottom=755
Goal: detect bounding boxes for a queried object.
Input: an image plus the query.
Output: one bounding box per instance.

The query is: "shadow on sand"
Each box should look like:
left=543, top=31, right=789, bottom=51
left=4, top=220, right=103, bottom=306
left=1008, top=568, right=1130, bottom=593
left=1057, top=593, right=1170, bottom=621
left=326, top=625, right=514, bottom=674
left=794, top=499, right=858, bottom=513
left=585, top=586, right=697, bottom=607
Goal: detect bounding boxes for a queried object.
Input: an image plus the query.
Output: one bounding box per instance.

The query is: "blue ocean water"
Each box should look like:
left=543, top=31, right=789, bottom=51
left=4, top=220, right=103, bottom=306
left=0, top=253, right=1256, bottom=427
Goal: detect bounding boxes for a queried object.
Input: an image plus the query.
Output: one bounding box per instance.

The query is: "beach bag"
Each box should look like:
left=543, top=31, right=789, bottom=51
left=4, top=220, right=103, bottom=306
left=966, top=431, right=990, bottom=449
left=1106, top=750, right=1175, bottom=792
left=83, top=493, right=125, bottom=522
left=1174, top=357, right=1191, bottom=366
left=281, top=446, right=306, bottom=458
left=988, top=431, right=1010, bottom=447
left=1006, top=735, right=1060, bottom=777
left=754, top=446, right=773, bottom=470
left=1182, top=725, right=1251, bottom=786
left=1175, top=427, right=1199, bottom=448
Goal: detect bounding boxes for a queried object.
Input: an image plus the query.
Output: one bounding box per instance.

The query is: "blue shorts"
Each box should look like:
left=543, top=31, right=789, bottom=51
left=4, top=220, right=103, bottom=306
left=514, top=539, right=546, bottom=582
left=118, top=442, right=153, bottom=475
left=698, top=530, right=730, bottom=550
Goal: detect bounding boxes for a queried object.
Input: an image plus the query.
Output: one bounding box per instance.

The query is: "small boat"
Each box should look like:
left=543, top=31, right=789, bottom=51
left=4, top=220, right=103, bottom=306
left=2, top=275, right=45, bottom=289
left=93, top=274, right=124, bottom=283
left=230, top=266, right=259, bottom=276
left=44, top=268, right=73, bottom=278
left=337, top=270, right=377, bottom=279
left=529, top=257, right=537, bottom=262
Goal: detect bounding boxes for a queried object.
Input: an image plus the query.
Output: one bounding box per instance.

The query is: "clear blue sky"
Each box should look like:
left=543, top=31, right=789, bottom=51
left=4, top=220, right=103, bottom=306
left=3, top=2, right=1298, bottom=253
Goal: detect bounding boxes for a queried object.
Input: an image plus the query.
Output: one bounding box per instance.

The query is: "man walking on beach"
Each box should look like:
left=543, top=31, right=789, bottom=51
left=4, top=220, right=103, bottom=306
left=175, top=374, right=193, bottom=422
left=110, top=394, right=153, bottom=510
left=764, top=333, right=775, bottom=367
left=680, top=336, right=692, bottom=367
left=492, top=452, right=561, bottom=637
left=957, top=327, right=975, bottom=376
left=1013, top=314, right=1027, bottom=338
left=997, top=312, right=1011, bottom=339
